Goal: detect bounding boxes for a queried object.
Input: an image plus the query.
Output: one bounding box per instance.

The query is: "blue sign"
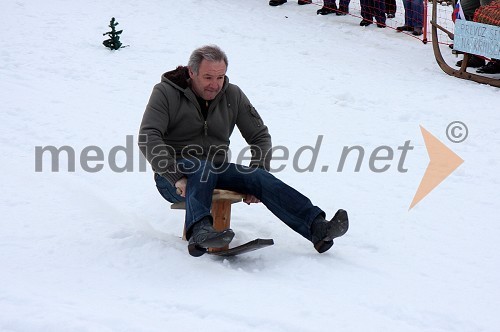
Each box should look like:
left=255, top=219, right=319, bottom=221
left=453, top=20, right=500, bottom=59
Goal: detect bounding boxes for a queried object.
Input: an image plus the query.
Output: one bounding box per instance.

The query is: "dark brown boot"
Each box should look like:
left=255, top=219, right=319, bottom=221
left=456, top=55, right=486, bottom=68
left=311, top=209, right=349, bottom=253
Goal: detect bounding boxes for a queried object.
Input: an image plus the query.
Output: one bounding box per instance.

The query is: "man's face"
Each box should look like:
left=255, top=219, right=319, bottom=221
left=189, top=59, right=227, bottom=100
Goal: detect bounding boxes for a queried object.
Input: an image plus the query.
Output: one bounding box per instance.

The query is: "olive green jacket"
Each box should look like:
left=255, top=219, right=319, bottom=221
left=139, top=66, right=272, bottom=185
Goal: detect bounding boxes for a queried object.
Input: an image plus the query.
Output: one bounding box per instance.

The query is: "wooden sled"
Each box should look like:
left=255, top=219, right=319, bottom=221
left=171, top=189, right=274, bottom=256
left=430, top=0, right=500, bottom=88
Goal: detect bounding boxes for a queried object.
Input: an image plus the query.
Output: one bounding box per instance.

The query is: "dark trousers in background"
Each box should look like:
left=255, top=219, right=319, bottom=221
left=360, top=0, right=386, bottom=23
left=385, top=0, right=396, bottom=14
left=325, top=0, right=351, bottom=11
left=402, top=0, right=424, bottom=27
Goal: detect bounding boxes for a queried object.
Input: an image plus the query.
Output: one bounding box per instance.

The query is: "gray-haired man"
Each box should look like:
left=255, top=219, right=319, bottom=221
left=139, top=45, right=349, bottom=256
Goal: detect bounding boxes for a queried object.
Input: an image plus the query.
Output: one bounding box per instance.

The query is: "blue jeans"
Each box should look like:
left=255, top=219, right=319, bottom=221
left=402, top=0, right=423, bottom=27
left=154, top=160, right=324, bottom=241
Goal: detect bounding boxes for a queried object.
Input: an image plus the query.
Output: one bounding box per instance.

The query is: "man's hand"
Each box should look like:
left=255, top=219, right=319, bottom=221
left=244, top=194, right=260, bottom=205
left=175, top=177, right=187, bottom=197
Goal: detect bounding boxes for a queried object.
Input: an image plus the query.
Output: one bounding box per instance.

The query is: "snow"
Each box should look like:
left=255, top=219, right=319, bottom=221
left=1, top=0, right=499, bottom=331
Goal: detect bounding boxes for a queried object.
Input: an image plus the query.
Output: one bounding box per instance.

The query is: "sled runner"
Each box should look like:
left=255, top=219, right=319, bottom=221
left=171, top=189, right=274, bottom=256
left=430, top=0, right=500, bottom=87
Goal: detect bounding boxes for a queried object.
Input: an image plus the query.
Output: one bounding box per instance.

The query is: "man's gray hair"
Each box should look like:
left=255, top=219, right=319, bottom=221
left=188, top=45, right=228, bottom=74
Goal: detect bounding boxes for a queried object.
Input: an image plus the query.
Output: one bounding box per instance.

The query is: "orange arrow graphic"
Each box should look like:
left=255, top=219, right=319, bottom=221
left=409, top=126, right=464, bottom=210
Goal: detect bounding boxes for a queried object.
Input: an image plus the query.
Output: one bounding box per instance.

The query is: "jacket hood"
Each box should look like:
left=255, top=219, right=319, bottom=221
left=162, top=66, right=190, bottom=90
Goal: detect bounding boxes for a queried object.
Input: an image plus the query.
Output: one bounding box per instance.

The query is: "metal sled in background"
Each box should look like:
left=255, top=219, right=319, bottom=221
left=430, top=0, right=500, bottom=88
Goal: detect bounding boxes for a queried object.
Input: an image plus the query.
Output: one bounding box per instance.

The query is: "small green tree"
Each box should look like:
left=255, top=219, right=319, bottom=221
left=103, top=17, right=125, bottom=50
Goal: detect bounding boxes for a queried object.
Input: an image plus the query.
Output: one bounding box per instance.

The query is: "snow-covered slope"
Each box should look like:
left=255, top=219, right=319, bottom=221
left=1, top=1, right=499, bottom=331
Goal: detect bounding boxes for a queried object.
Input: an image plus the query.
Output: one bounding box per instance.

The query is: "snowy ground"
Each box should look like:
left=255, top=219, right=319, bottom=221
left=1, top=0, right=499, bottom=331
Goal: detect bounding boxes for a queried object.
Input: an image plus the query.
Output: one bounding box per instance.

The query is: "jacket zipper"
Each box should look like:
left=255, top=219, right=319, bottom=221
left=204, top=121, right=208, bottom=136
